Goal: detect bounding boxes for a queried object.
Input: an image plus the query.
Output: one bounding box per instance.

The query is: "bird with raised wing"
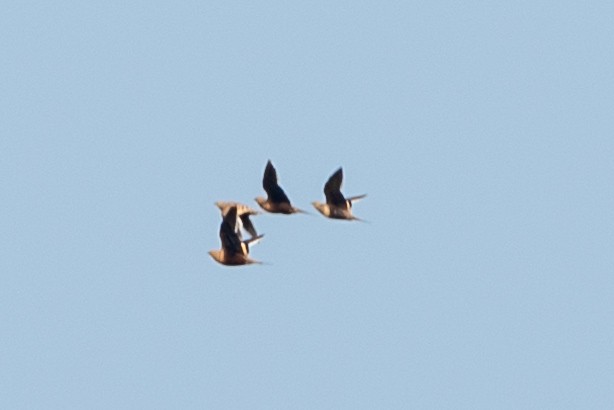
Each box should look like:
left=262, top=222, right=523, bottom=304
left=209, top=206, right=264, bottom=266
left=255, top=160, right=307, bottom=215
left=214, top=201, right=260, bottom=239
left=312, top=167, right=366, bottom=221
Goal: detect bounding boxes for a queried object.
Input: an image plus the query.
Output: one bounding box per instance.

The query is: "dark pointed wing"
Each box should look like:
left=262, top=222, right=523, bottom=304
left=262, top=160, right=291, bottom=204
left=219, top=206, right=243, bottom=256
left=239, top=214, right=258, bottom=238
left=242, top=234, right=264, bottom=254
left=324, top=167, right=347, bottom=206
left=346, top=194, right=367, bottom=207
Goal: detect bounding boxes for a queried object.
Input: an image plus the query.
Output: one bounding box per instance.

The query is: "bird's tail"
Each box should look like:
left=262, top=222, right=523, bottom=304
left=350, top=215, right=370, bottom=223
left=292, top=207, right=314, bottom=216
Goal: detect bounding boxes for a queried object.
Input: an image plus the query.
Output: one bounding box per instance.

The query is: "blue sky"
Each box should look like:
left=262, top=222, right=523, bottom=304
left=2, top=1, right=613, bottom=408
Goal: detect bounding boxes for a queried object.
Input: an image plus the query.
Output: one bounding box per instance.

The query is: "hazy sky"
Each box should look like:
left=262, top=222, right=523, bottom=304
left=2, top=1, right=613, bottom=409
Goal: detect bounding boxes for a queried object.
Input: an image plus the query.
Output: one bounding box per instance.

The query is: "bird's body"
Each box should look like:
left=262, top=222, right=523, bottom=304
left=254, top=199, right=298, bottom=215
left=255, top=160, right=307, bottom=215
left=209, top=205, right=264, bottom=266
left=312, top=167, right=366, bottom=221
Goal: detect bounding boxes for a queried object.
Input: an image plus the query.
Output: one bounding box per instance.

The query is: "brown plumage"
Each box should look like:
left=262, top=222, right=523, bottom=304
left=214, top=201, right=260, bottom=239
left=312, top=167, right=366, bottom=221
left=208, top=206, right=264, bottom=266
left=255, top=160, right=307, bottom=214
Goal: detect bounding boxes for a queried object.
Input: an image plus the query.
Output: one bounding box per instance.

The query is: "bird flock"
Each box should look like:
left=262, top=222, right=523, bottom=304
left=209, top=160, right=367, bottom=266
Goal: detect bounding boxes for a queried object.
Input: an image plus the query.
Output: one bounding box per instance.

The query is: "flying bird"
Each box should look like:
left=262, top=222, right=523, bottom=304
left=255, top=160, right=307, bottom=214
left=312, top=167, right=366, bottom=221
left=209, top=205, right=264, bottom=266
left=214, top=201, right=260, bottom=239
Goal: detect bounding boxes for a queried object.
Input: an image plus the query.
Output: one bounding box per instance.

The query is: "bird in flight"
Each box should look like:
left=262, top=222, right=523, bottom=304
left=312, top=167, right=366, bottom=221
left=214, top=201, right=260, bottom=240
left=255, top=160, right=308, bottom=215
left=208, top=205, right=264, bottom=266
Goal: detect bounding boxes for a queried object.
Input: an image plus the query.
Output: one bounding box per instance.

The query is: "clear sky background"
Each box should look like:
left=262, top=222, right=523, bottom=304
left=2, top=1, right=613, bottom=409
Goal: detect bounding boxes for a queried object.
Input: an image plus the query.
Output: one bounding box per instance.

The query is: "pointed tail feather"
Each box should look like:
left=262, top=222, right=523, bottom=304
left=350, top=215, right=370, bottom=223
left=246, top=257, right=265, bottom=265
left=292, top=207, right=314, bottom=216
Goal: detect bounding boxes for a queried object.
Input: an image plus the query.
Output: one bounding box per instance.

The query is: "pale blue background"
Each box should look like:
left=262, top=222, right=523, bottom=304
left=2, top=1, right=613, bottom=409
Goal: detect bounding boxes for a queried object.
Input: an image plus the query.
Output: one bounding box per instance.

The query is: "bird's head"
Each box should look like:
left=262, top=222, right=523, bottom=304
left=311, top=201, right=328, bottom=216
